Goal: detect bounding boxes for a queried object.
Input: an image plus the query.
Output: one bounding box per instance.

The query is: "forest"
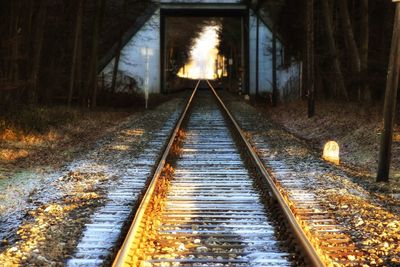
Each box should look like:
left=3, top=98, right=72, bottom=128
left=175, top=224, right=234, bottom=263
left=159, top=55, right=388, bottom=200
left=0, top=1, right=398, bottom=180
left=0, top=0, right=151, bottom=110
left=0, top=1, right=399, bottom=265
left=0, top=1, right=396, bottom=106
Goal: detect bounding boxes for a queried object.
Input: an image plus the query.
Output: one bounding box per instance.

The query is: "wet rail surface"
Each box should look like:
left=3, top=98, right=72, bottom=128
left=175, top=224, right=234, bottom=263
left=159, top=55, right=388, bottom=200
left=113, top=82, right=317, bottom=266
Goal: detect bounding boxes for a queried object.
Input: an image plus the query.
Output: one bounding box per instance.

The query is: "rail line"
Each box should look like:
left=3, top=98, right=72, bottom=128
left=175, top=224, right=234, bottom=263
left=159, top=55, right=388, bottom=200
left=112, top=80, right=324, bottom=266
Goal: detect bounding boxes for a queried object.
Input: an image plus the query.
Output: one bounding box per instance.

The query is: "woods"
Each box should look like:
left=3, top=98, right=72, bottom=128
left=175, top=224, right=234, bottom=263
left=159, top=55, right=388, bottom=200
left=262, top=0, right=398, bottom=181
left=273, top=0, right=395, bottom=104
left=0, top=1, right=399, bottom=182
left=1, top=2, right=399, bottom=266
left=0, top=0, right=397, bottom=107
left=0, top=0, right=149, bottom=109
left=377, top=2, right=400, bottom=182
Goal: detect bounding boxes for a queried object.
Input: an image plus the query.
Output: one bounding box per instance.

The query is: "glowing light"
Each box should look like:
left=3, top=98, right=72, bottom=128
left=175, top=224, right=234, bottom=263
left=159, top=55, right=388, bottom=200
left=323, top=141, right=340, bottom=165
left=178, top=26, right=221, bottom=80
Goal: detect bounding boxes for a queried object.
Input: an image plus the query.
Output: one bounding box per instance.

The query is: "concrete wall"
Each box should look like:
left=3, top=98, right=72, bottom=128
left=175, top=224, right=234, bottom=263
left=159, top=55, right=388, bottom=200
left=101, top=6, right=300, bottom=98
left=248, top=9, right=300, bottom=100
left=101, top=9, right=161, bottom=94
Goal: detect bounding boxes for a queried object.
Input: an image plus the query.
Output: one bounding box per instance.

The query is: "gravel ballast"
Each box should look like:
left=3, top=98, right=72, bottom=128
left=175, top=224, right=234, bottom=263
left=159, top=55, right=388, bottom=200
left=0, top=93, right=188, bottom=266
left=219, top=91, right=400, bottom=266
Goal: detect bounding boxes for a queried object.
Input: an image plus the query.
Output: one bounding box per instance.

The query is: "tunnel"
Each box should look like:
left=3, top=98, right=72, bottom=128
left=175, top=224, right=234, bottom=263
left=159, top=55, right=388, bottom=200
left=99, top=1, right=300, bottom=102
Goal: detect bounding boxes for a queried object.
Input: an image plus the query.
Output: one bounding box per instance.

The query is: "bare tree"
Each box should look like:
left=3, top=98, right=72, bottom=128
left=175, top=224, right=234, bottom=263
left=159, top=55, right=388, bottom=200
left=360, top=0, right=370, bottom=102
left=321, top=0, right=348, bottom=100
left=85, top=0, right=105, bottom=108
left=338, top=0, right=361, bottom=100
left=307, top=0, right=315, bottom=117
left=30, top=0, right=48, bottom=103
left=111, top=0, right=128, bottom=93
left=377, top=3, right=400, bottom=183
left=68, top=0, right=84, bottom=107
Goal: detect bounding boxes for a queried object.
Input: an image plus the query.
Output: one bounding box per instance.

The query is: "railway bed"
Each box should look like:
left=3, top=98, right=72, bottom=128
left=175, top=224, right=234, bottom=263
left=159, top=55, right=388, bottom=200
left=112, top=81, right=323, bottom=267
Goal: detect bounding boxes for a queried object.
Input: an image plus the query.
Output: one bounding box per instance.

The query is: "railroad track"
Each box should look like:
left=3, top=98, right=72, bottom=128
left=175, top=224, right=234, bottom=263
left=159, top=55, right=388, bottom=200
left=227, top=105, right=369, bottom=265
left=67, top=110, right=183, bottom=266
left=112, top=80, right=324, bottom=266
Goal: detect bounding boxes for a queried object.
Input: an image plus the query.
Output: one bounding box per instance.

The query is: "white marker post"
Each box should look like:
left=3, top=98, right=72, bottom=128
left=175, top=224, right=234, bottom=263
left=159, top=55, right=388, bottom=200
left=228, top=58, right=233, bottom=90
left=141, top=47, right=153, bottom=109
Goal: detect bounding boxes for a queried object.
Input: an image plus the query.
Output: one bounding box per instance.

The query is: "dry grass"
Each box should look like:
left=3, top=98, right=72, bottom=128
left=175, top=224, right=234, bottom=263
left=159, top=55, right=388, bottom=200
left=267, top=101, right=396, bottom=167
left=0, top=106, right=131, bottom=167
left=266, top=100, right=400, bottom=191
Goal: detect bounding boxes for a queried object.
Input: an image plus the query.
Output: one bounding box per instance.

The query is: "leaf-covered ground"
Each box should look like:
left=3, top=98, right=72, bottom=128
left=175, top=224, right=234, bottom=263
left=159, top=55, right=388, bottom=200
left=265, top=100, right=400, bottom=195
left=0, top=94, right=186, bottom=266
left=0, top=107, right=131, bottom=169
left=221, top=92, right=400, bottom=266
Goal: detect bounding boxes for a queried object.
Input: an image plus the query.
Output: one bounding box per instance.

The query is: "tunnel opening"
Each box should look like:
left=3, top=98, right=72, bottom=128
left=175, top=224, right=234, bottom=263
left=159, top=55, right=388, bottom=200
left=160, top=8, right=248, bottom=93
left=176, top=22, right=221, bottom=80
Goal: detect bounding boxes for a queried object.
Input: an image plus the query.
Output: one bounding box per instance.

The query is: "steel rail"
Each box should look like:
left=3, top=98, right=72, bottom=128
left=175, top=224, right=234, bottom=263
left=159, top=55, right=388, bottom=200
left=112, top=80, right=201, bottom=267
left=206, top=79, right=324, bottom=267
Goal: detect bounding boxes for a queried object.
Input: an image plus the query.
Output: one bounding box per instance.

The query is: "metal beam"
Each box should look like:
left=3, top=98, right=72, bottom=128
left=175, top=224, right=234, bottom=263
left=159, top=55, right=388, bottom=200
left=98, top=4, right=158, bottom=72
left=160, top=3, right=247, bottom=10
left=160, top=4, right=247, bottom=17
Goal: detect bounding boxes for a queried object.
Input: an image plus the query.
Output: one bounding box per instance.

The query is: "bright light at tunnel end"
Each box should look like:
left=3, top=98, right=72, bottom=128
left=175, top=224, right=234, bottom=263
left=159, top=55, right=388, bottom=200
left=178, top=25, right=221, bottom=80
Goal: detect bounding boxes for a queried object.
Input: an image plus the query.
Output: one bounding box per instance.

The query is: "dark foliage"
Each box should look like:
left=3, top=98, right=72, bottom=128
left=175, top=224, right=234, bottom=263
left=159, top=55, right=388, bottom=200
left=271, top=0, right=396, bottom=101
left=0, top=0, right=397, bottom=108
left=0, top=0, right=149, bottom=108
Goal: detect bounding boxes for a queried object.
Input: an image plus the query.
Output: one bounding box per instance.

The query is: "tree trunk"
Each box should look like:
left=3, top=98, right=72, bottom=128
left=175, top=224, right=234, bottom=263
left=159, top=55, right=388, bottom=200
left=76, top=14, right=83, bottom=106
left=9, top=1, right=19, bottom=84
left=23, top=0, right=34, bottom=83
left=68, top=0, right=84, bottom=106
left=307, top=0, right=315, bottom=118
left=360, top=0, right=370, bottom=102
left=338, top=0, right=361, bottom=100
left=377, top=3, right=400, bottom=183
left=6, top=1, right=15, bottom=81
left=30, top=0, right=47, bottom=104
left=110, top=41, right=122, bottom=93
left=111, top=0, right=127, bottom=93
left=12, top=14, right=19, bottom=84
left=26, top=0, right=34, bottom=43
left=337, top=2, right=359, bottom=66
left=85, top=0, right=104, bottom=108
left=321, top=0, right=349, bottom=100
